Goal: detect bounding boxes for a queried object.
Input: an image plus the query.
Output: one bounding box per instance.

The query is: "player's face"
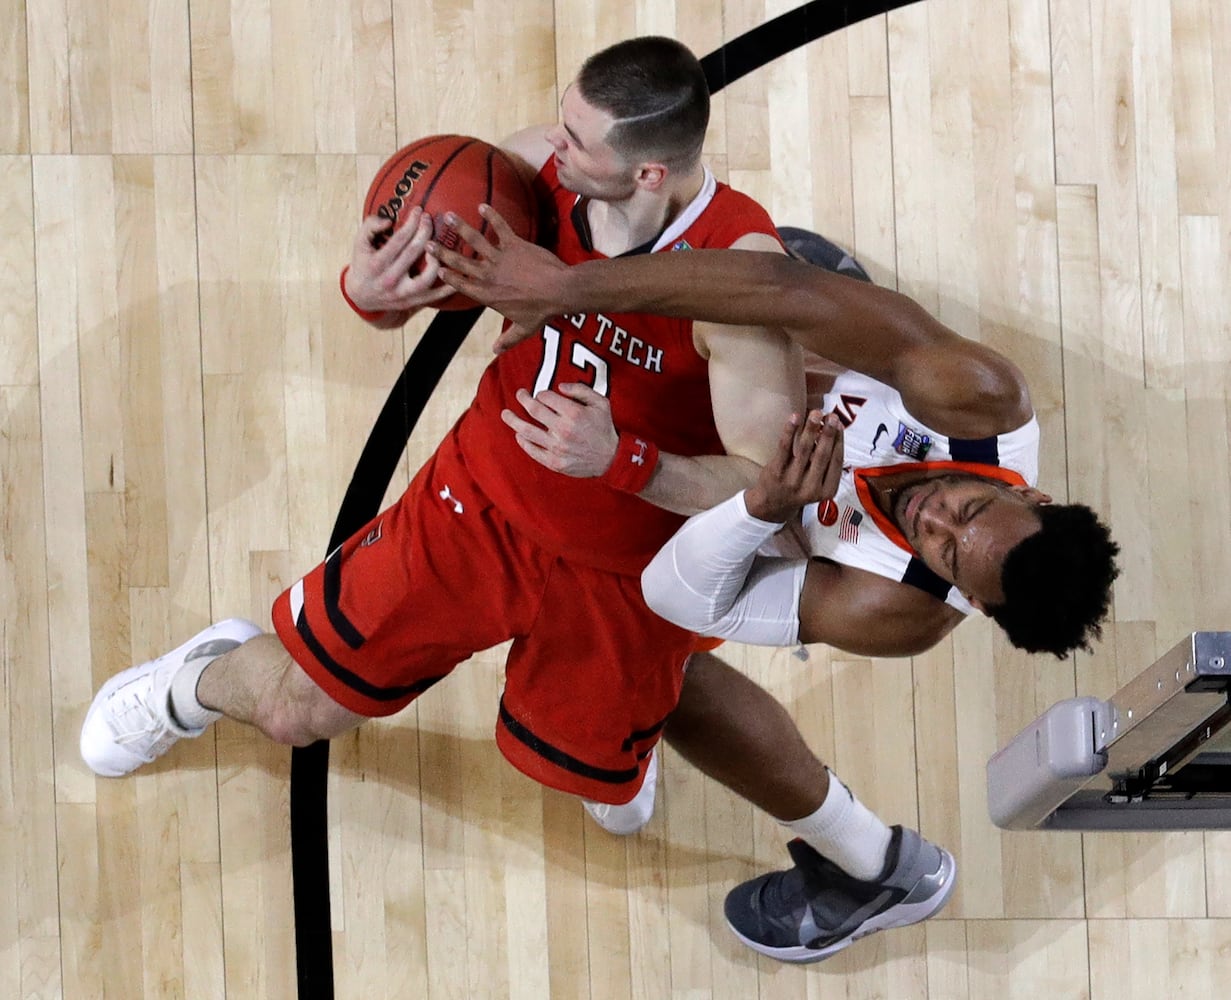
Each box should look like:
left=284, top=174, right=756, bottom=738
left=892, top=474, right=1045, bottom=608
left=546, top=86, right=638, bottom=201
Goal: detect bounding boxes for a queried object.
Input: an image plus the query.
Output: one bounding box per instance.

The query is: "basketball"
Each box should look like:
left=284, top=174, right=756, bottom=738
left=363, top=134, right=539, bottom=310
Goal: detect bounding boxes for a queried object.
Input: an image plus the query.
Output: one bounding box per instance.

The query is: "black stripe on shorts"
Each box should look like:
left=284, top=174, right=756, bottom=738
left=621, top=717, right=668, bottom=753
left=499, top=699, right=642, bottom=785
left=323, top=545, right=367, bottom=651
left=295, top=602, right=444, bottom=703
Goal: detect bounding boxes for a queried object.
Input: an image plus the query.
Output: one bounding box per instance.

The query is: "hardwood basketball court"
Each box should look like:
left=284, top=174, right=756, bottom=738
left=2, top=1, right=1230, bottom=996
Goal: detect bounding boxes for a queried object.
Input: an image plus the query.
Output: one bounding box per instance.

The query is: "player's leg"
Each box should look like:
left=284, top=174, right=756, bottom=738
left=664, top=651, right=955, bottom=964
left=80, top=622, right=366, bottom=777
left=196, top=633, right=366, bottom=743
left=495, top=558, right=694, bottom=832
left=663, top=650, right=829, bottom=817
left=82, top=442, right=529, bottom=778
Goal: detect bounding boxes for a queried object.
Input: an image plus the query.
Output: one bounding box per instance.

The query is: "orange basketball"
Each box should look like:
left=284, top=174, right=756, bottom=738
left=363, top=134, right=539, bottom=310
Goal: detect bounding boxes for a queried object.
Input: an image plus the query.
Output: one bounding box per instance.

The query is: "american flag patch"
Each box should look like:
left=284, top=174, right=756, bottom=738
left=839, top=506, right=863, bottom=543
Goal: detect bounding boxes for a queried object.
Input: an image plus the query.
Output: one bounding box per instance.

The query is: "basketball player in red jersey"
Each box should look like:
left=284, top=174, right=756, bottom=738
left=80, top=40, right=803, bottom=832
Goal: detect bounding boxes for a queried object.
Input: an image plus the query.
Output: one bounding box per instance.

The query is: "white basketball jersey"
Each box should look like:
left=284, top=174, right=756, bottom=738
left=767, top=370, right=1040, bottom=615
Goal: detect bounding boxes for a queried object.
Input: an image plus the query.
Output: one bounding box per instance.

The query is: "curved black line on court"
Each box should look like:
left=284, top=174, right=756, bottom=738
left=291, top=2, right=918, bottom=995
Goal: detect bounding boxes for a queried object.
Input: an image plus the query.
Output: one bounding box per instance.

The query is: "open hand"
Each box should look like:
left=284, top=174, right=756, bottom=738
left=429, top=205, right=570, bottom=352
left=501, top=383, right=619, bottom=477
left=345, top=207, right=455, bottom=315
left=744, top=410, right=844, bottom=523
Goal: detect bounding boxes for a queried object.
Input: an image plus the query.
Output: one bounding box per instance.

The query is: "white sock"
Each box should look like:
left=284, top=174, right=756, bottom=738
left=783, top=771, right=894, bottom=880
left=168, top=651, right=225, bottom=732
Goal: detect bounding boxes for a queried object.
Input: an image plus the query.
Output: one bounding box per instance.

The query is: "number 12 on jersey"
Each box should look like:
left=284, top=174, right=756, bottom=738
left=533, top=324, right=610, bottom=397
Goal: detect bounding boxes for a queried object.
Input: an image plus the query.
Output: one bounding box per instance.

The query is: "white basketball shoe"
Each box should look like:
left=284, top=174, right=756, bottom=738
left=80, top=618, right=263, bottom=777
left=583, top=748, right=659, bottom=835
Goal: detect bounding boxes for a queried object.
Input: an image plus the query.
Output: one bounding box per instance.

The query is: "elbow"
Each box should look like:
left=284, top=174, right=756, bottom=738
left=640, top=550, right=717, bottom=633
left=640, top=553, right=679, bottom=623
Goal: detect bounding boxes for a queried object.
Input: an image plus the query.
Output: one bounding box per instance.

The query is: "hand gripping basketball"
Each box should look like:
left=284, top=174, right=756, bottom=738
left=344, top=207, right=455, bottom=317
left=431, top=205, right=572, bottom=352
left=351, top=135, right=539, bottom=315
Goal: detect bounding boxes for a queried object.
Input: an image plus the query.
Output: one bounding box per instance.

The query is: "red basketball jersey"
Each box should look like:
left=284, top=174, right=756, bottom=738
left=457, top=159, right=780, bottom=575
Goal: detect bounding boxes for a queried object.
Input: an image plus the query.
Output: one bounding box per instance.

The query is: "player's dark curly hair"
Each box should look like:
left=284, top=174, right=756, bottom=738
left=577, top=36, right=709, bottom=170
left=987, top=503, right=1120, bottom=658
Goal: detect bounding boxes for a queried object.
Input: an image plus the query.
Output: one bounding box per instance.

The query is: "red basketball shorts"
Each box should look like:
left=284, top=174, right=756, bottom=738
left=271, top=430, right=698, bottom=804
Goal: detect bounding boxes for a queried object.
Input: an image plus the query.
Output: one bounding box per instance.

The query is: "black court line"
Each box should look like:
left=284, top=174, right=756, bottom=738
left=291, top=2, right=920, bottom=995
left=290, top=309, right=481, bottom=996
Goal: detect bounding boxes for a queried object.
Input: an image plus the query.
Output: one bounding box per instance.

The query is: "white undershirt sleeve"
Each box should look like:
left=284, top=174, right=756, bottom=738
left=641, top=490, right=808, bottom=647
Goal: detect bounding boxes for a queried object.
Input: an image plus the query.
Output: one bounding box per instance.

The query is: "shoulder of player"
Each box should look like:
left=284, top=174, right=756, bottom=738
left=499, top=126, right=554, bottom=180
left=798, top=558, right=963, bottom=655
left=726, top=230, right=787, bottom=254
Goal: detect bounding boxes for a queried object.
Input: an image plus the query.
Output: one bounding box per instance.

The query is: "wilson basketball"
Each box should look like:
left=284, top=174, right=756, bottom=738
left=363, top=134, right=539, bottom=310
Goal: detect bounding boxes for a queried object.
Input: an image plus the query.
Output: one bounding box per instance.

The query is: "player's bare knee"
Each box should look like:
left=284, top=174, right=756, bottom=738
left=253, top=701, right=314, bottom=746
left=248, top=672, right=322, bottom=746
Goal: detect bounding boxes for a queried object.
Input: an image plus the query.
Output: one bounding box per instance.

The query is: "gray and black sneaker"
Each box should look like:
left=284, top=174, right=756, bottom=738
left=777, top=226, right=873, bottom=283
left=724, top=826, right=956, bottom=963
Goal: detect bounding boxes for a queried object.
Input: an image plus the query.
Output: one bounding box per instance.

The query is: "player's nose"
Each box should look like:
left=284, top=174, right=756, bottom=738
left=915, top=496, right=951, bottom=536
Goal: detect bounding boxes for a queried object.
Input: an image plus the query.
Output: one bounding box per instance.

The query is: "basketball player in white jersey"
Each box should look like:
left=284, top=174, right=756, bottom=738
left=431, top=215, right=1119, bottom=964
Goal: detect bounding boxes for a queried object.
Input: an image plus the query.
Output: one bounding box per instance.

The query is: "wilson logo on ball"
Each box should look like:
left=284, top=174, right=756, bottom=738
left=375, top=159, right=430, bottom=225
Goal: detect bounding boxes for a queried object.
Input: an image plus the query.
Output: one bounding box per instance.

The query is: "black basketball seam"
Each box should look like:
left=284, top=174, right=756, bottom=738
left=415, top=137, right=479, bottom=213
left=479, top=145, right=495, bottom=244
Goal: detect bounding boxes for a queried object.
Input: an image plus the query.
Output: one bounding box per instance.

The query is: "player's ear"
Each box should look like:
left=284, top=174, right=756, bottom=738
left=636, top=162, right=668, bottom=190
left=1011, top=484, right=1052, bottom=505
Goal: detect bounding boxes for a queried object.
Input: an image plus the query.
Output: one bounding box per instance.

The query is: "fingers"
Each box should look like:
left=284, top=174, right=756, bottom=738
left=764, top=413, right=799, bottom=479
left=514, top=386, right=573, bottom=423
left=358, top=214, right=395, bottom=251
left=384, top=210, right=434, bottom=282
left=442, top=211, right=499, bottom=260
left=500, top=407, right=551, bottom=448
left=478, top=204, right=520, bottom=246
left=492, top=323, right=532, bottom=354
left=555, top=382, right=608, bottom=407
left=366, top=207, right=425, bottom=263
left=791, top=411, right=843, bottom=499
left=818, top=429, right=844, bottom=499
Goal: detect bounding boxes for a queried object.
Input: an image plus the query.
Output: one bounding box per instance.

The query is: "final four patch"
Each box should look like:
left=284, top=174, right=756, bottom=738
left=893, top=422, right=933, bottom=460
left=670, top=239, right=692, bottom=251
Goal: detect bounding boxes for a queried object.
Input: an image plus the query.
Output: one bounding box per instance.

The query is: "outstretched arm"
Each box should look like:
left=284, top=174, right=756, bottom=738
left=492, top=231, right=805, bottom=517
left=434, top=207, right=1033, bottom=439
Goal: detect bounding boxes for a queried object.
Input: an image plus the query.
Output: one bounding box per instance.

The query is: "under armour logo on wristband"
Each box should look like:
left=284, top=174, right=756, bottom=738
left=602, top=432, right=659, bottom=493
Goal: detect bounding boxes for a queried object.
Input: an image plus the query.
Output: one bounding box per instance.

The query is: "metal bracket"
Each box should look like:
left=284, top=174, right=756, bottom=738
left=987, top=632, right=1231, bottom=830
